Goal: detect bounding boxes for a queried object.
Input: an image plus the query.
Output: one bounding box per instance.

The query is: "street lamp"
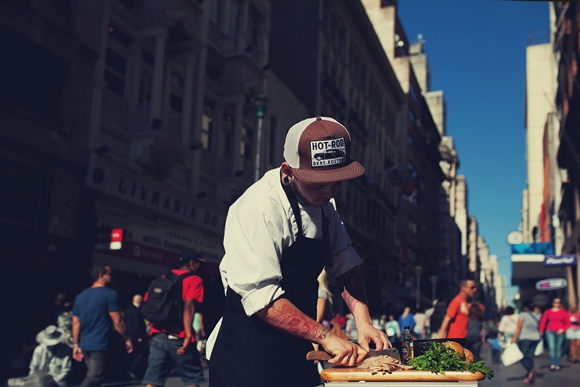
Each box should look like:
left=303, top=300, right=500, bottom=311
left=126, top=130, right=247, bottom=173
left=430, top=275, right=438, bottom=304
left=252, top=94, right=269, bottom=182
left=415, top=265, right=423, bottom=310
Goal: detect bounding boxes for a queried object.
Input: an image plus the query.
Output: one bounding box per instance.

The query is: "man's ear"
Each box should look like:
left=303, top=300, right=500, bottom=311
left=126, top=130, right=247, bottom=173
left=280, top=162, right=293, bottom=182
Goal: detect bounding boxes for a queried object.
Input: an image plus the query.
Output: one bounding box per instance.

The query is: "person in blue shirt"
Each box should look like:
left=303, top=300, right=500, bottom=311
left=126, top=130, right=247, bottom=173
left=72, top=264, right=133, bottom=387
left=398, top=307, right=416, bottom=333
left=489, top=331, right=502, bottom=364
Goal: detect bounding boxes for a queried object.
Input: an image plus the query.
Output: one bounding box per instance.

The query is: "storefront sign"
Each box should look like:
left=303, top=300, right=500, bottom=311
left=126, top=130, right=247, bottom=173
left=543, top=254, right=577, bottom=267
left=95, top=222, right=224, bottom=263
left=86, top=157, right=225, bottom=232
left=535, top=278, right=567, bottom=291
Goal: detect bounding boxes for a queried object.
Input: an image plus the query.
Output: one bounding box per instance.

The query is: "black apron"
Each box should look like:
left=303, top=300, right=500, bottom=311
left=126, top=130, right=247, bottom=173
left=209, top=182, right=331, bottom=387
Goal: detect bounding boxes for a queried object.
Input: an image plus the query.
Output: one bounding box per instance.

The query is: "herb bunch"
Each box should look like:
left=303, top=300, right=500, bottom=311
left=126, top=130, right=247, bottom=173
left=407, top=342, right=494, bottom=380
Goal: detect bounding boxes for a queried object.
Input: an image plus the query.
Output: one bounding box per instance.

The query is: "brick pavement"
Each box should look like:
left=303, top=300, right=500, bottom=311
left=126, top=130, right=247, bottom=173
left=103, top=342, right=579, bottom=386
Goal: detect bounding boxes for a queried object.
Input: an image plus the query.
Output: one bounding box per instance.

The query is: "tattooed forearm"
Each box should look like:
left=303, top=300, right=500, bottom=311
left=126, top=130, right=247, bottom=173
left=256, top=298, right=326, bottom=342
left=337, top=267, right=368, bottom=312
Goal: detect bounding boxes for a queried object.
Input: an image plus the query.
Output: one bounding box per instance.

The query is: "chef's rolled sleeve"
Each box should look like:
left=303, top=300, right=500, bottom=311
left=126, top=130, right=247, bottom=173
left=221, top=207, right=288, bottom=316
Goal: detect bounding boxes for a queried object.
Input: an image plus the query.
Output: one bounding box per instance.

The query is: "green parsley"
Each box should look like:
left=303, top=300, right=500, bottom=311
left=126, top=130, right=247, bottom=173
left=408, top=342, right=494, bottom=380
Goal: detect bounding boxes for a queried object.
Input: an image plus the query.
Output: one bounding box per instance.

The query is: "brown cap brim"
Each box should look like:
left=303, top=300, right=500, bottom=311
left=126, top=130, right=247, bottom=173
left=292, top=160, right=365, bottom=183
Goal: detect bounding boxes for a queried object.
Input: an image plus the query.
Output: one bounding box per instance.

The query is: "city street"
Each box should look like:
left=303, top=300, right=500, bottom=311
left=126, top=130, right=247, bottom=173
left=102, top=342, right=579, bottom=387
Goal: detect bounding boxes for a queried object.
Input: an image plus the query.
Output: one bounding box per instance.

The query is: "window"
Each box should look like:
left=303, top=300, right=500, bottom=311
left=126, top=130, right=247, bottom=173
left=169, top=71, right=184, bottom=114
left=211, top=0, right=223, bottom=26
left=105, top=24, right=132, bottom=97
left=228, top=0, right=240, bottom=43
left=223, top=111, right=235, bottom=155
left=201, top=99, right=215, bottom=150
left=247, top=5, right=261, bottom=60
left=268, top=116, right=278, bottom=165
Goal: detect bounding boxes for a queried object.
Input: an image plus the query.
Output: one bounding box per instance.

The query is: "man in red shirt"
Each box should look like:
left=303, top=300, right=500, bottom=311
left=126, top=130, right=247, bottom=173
left=438, top=279, right=477, bottom=339
left=142, top=248, right=206, bottom=387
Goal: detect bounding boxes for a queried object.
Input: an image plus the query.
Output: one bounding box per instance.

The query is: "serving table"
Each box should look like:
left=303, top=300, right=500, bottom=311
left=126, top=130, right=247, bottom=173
left=320, top=367, right=484, bottom=386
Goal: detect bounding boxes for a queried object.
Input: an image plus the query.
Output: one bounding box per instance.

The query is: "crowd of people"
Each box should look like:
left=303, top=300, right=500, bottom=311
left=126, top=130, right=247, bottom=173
left=315, top=278, right=580, bottom=385
left=4, top=248, right=208, bottom=387
left=5, top=270, right=580, bottom=387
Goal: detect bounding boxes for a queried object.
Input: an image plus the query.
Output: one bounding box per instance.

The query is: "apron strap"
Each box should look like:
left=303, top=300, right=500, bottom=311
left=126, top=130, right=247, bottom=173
left=321, top=206, right=333, bottom=268
left=281, top=178, right=304, bottom=239
left=281, top=176, right=333, bottom=267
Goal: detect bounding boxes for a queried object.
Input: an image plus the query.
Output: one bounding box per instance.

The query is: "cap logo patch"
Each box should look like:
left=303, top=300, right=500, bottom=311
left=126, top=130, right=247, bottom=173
left=310, top=137, right=346, bottom=167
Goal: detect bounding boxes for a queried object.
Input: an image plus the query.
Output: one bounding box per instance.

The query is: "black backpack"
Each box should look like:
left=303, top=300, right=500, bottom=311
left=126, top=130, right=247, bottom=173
left=140, top=271, right=194, bottom=324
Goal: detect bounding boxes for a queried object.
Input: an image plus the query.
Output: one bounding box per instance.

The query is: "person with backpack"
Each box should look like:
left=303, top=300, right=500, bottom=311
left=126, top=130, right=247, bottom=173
left=141, top=248, right=206, bottom=387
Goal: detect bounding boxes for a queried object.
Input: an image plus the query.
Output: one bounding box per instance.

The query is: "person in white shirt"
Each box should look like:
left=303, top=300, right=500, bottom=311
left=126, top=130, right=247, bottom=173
left=413, top=308, right=427, bottom=339
left=207, top=117, right=389, bottom=387
left=8, top=326, right=72, bottom=387
left=498, top=306, right=519, bottom=344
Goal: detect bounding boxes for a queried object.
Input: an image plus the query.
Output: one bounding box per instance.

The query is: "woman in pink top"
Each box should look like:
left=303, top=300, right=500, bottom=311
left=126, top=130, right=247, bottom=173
left=566, top=305, right=580, bottom=362
left=539, top=298, right=571, bottom=370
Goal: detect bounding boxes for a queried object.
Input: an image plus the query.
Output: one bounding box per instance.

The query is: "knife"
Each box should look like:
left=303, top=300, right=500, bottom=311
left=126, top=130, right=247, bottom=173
left=306, top=347, right=401, bottom=363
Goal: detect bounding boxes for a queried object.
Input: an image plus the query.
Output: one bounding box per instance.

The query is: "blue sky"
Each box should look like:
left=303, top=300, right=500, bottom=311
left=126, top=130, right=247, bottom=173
left=397, top=0, right=550, bottom=304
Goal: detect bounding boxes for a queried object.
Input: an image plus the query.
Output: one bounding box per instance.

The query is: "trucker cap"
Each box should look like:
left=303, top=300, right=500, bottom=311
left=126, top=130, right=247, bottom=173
left=180, top=248, right=208, bottom=264
left=283, top=117, right=365, bottom=183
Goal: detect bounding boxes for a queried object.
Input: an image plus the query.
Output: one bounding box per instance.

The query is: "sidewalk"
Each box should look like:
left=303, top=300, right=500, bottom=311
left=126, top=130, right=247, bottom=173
left=103, top=343, right=579, bottom=386
left=478, top=343, right=579, bottom=387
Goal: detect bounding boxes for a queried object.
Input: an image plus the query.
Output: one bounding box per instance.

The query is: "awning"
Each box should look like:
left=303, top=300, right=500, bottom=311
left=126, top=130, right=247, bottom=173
left=511, top=254, right=567, bottom=287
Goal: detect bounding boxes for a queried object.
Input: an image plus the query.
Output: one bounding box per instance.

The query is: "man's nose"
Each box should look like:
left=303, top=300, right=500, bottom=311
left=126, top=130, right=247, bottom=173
left=323, top=182, right=342, bottom=198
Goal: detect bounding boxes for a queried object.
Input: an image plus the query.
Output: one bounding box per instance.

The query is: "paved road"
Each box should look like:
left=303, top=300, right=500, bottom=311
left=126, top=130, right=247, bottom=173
left=102, top=343, right=579, bottom=386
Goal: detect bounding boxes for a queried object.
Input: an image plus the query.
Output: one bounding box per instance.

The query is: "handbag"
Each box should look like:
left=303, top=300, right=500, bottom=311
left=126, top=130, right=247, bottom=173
left=501, top=343, right=524, bottom=366
left=534, top=338, right=544, bottom=356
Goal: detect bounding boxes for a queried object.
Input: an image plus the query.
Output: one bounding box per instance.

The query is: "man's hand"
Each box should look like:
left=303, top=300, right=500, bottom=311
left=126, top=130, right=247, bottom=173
left=320, top=331, right=368, bottom=366
left=125, top=338, right=133, bottom=354
left=177, top=337, right=191, bottom=355
left=355, top=322, right=391, bottom=352
left=72, top=347, right=83, bottom=362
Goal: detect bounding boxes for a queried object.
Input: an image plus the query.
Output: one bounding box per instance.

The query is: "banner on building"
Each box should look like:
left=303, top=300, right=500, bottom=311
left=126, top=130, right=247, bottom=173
left=510, top=242, right=553, bottom=255
left=544, top=254, right=577, bottom=267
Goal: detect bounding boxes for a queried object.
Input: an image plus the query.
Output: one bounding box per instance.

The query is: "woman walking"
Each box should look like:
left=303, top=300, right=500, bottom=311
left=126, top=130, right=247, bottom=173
left=539, top=297, right=571, bottom=371
left=511, top=300, right=541, bottom=383
left=498, top=306, right=519, bottom=344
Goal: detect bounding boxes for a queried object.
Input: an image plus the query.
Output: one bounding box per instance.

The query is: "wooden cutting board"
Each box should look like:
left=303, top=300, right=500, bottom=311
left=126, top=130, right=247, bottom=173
left=321, top=368, right=485, bottom=382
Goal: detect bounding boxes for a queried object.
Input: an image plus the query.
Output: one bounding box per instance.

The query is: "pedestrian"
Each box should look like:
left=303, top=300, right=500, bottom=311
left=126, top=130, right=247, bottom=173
left=413, top=307, right=427, bottom=340
left=316, top=269, right=333, bottom=324
left=398, top=307, right=415, bottom=334
left=511, top=300, right=541, bottom=383
left=429, top=300, right=447, bottom=339
left=539, top=297, right=571, bottom=371
left=424, top=300, right=437, bottom=339
left=498, top=306, right=519, bottom=344
left=206, top=116, right=389, bottom=387
left=345, top=312, right=357, bottom=341
left=566, top=305, right=580, bottom=363
left=489, top=331, right=502, bottom=364
left=72, top=263, right=133, bottom=387
left=142, top=248, right=206, bottom=387
left=56, top=301, right=73, bottom=348
left=438, top=279, right=477, bottom=339
left=465, top=304, right=484, bottom=361
left=7, top=325, right=72, bottom=387
left=385, top=314, right=401, bottom=343
left=123, top=294, right=148, bottom=380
